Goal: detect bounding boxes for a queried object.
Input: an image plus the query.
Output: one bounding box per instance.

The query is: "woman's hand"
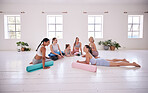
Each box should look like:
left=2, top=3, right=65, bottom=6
left=66, top=55, right=70, bottom=57
left=82, top=55, right=86, bottom=57
left=61, top=54, right=64, bottom=58
left=43, top=67, right=50, bottom=69
left=46, top=57, right=50, bottom=59
left=58, top=55, right=61, bottom=57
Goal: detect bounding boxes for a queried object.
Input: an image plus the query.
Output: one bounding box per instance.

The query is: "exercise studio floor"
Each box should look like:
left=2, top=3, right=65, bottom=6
left=0, top=50, right=148, bottom=93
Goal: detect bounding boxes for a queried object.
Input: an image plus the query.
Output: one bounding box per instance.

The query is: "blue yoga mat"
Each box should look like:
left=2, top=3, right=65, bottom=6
left=48, top=51, right=64, bottom=57
left=26, top=61, right=54, bottom=72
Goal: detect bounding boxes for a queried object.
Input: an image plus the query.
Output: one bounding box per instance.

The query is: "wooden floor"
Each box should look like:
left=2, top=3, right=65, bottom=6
left=0, top=50, right=148, bottom=93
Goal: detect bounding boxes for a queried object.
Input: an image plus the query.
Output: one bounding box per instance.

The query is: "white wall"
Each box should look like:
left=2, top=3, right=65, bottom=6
left=0, top=3, right=148, bottom=51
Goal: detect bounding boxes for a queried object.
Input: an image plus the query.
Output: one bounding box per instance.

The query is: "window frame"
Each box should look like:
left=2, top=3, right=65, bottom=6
left=47, top=15, right=63, bottom=39
left=4, top=15, right=21, bottom=39
left=88, top=15, right=103, bottom=39
left=128, top=15, right=143, bottom=38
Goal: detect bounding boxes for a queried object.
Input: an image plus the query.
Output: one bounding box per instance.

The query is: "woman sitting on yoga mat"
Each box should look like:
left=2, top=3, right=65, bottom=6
left=72, top=37, right=83, bottom=55
left=77, top=45, right=140, bottom=67
left=50, top=37, right=64, bottom=60
left=30, top=38, right=51, bottom=69
left=64, top=44, right=73, bottom=57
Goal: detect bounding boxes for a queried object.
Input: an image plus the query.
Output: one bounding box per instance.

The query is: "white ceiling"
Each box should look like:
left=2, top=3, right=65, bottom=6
left=0, top=0, right=148, bottom=5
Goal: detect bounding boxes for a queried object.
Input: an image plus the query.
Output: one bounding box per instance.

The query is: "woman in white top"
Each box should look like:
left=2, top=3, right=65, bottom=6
left=50, top=37, right=64, bottom=59
left=30, top=38, right=51, bottom=69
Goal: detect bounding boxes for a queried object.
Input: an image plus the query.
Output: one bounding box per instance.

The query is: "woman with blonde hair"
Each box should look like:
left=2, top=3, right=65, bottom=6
left=89, top=36, right=99, bottom=58
left=82, top=37, right=99, bottom=58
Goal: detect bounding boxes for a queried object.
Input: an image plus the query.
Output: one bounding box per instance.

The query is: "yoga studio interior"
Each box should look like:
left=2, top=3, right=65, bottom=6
left=0, top=0, right=148, bottom=93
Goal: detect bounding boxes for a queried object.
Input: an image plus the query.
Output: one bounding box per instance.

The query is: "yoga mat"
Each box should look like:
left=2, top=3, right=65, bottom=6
left=72, top=62, right=97, bottom=72
left=48, top=51, right=64, bottom=57
left=26, top=61, right=54, bottom=72
left=74, top=52, right=81, bottom=56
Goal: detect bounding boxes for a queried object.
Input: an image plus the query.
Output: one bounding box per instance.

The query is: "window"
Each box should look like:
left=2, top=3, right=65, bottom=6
left=4, top=15, right=21, bottom=39
left=88, top=15, right=103, bottom=38
left=128, top=15, right=143, bottom=38
left=47, top=15, right=63, bottom=39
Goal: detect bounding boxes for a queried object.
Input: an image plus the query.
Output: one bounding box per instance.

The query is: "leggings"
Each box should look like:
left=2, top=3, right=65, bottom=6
left=50, top=52, right=65, bottom=61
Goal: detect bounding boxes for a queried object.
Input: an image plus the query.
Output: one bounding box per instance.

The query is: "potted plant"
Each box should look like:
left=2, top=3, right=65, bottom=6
left=110, top=41, right=121, bottom=51
left=24, top=43, right=31, bottom=51
left=16, top=41, right=31, bottom=52
left=16, top=41, right=21, bottom=52
left=25, top=48, right=31, bottom=51
left=21, top=42, right=25, bottom=51
left=98, top=40, right=111, bottom=50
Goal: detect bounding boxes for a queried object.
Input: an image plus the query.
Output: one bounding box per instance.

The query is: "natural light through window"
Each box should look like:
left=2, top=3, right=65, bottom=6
left=88, top=15, right=103, bottom=38
left=47, top=15, right=63, bottom=39
left=4, top=15, right=21, bottom=39
left=128, top=15, right=143, bottom=38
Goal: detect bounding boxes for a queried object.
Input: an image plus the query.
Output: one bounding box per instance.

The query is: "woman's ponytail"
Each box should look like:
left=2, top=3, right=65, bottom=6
left=85, top=45, right=94, bottom=57
left=36, top=38, right=49, bottom=51
left=74, top=37, right=79, bottom=46
left=89, top=47, right=93, bottom=55
left=36, top=41, right=43, bottom=51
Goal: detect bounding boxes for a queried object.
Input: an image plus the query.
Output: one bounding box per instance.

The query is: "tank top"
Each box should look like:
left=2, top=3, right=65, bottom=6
left=52, top=44, right=59, bottom=52
left=36, top=45, right=44, bottom=56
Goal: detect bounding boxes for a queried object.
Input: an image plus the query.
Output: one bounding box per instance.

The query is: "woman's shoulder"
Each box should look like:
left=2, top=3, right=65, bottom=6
left=86, top=53, right=91, bottom=57
left=92, top=42, right=95, bottom=45
left=40, top=46, right=46, bottom=50
left=91, top=43, right=95, bottom=46
left=64, top=49, right=66, bottom=52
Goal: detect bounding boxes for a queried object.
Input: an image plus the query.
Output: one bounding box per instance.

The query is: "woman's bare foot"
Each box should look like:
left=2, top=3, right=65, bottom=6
left=82, top=55, right=86, bottom=57
left=123, top=59, right=129, bottom=63
left=29, top=62, right=33, bottom=64
left=95, top=56, right=100, bottom=59
left=133, top=62, right=141, bottom=67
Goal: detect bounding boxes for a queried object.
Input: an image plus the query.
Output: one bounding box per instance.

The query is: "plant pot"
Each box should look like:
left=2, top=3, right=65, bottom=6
left=110, top=46, right=115, bottom=51
left=21, top=48, right=25, bottom=51
left=17, top=46, right=21, bottom=52
left=17, top=49, right=21, bottom=52
left=104, top=46, right=109, bottom=50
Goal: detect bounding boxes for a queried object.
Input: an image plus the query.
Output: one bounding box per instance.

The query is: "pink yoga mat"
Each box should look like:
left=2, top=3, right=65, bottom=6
left=72, top=62, right=97, bottom=72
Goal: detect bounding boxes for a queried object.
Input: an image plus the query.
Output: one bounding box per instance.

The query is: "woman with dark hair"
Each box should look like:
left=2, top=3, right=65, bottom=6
left=49, top=37, right=64, bottom=60
left=64, top=44, right=73, bottom=57
left=29, top=38, right=51, bottom=69
left=77, top=45, right=140, bottom=67
left=72, top=37, right=83, bottom=55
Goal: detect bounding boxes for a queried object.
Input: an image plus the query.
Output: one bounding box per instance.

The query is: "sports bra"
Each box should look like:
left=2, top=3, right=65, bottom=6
left=65, top=49, right=70, bottom=55
left=75, top=42, right=80, bottom=48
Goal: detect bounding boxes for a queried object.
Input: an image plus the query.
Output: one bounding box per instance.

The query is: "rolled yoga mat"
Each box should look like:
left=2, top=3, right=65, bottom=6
left=72, top=62, right=97, bottom=72
left=26, top=61, right=54, bottom=72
